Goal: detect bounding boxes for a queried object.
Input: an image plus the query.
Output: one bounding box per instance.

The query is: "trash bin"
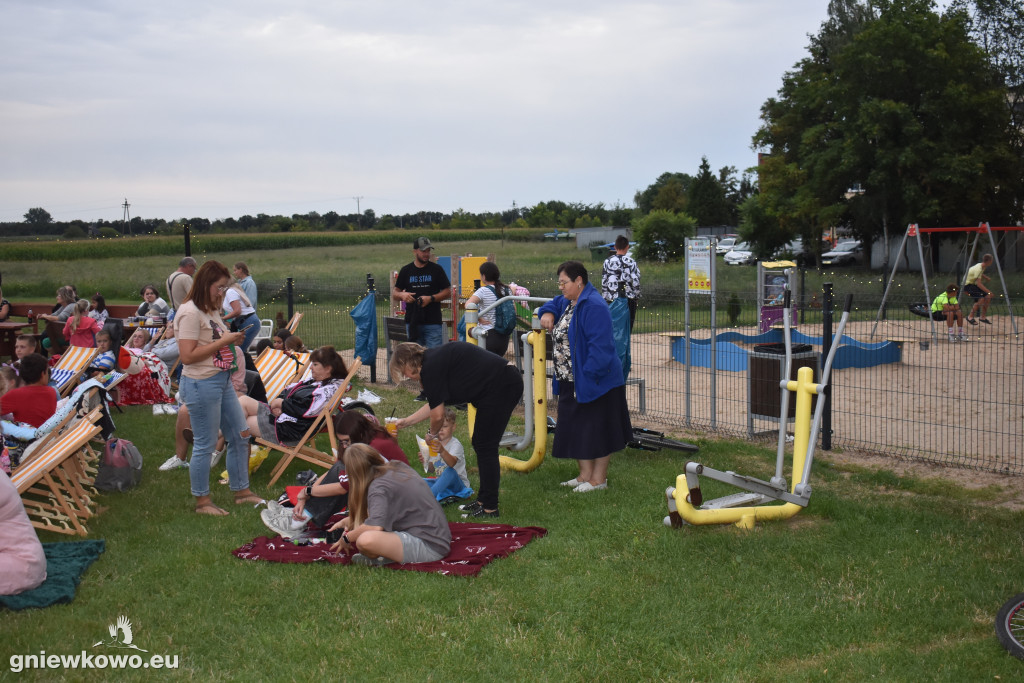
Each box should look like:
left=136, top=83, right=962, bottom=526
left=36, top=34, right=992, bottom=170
left=747, top=343, right=819, bottom=436
left=590, top=245, right=611, bottom=261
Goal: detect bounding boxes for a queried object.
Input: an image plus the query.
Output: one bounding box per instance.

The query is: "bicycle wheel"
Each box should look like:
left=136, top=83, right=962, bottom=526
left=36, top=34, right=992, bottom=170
left=995, top=593, right=1024, bottom=659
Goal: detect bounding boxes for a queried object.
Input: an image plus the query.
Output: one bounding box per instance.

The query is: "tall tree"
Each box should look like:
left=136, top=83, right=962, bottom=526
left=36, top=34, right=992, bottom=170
left=754, top=0, right=1019, bottom=271
left=687, top=157, right=731, bottom=226
left=23, top=207, right=52, bottom=227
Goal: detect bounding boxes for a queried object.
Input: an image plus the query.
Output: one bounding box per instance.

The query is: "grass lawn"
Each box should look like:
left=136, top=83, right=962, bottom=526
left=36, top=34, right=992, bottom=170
left=6, top=379, right=1024, bottom=681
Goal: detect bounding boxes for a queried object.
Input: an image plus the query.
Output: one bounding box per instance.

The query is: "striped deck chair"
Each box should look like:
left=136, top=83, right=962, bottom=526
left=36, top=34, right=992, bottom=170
left=261, top=359, right=361, bottom=486
left=285, top=312, right=304, bottom=334
left=11, top=410, right=103, bottom=536
left=50, top=346, right=98, bottom=397
left=261, top=351, right=311, bottom=402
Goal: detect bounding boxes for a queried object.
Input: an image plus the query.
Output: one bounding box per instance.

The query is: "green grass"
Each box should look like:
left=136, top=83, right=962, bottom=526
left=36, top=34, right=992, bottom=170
left=5, top=384, right=1024, bottom=681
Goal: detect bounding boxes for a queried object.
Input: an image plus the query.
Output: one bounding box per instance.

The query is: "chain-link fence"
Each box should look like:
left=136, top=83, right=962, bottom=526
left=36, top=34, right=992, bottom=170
left=257, top=276, right=1023, bottom=475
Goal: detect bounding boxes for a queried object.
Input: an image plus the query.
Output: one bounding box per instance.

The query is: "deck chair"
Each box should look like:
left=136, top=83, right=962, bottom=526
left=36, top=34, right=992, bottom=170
left=127, top=326, right=164, bottom=348
left=261, top=351, right=311, bottom=402
left=50, top=346, right=98, bottom=397
left=12, top=409, right=104, bottom=536
left=285, top=312, right=304, bottom=334
left=260, top=359, right=361, bottom=487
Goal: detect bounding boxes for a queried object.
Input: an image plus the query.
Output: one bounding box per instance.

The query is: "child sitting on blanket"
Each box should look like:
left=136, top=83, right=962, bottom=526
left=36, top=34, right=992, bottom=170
left=422, top=408, right=473, bottom=504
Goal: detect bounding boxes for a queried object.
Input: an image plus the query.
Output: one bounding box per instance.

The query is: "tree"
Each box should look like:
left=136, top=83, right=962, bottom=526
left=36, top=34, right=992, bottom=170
left=754, top=0, right=1019, bottom=272
left=24, top=207, right=52, bottom=227
left=631, top=210, right=696, bottom=262
left=634, top=173, right=693, bottom=214
left=687, top=157, right=731, bottom=226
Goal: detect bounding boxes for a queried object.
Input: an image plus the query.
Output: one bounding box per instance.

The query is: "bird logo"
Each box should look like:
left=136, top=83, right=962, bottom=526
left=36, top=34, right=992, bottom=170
left=92, top=615, right=149, bottom=652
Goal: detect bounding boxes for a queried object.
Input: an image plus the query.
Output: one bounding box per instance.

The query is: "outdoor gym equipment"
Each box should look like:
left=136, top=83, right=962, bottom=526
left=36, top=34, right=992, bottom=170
left=663, top=290, right=853, bottom=529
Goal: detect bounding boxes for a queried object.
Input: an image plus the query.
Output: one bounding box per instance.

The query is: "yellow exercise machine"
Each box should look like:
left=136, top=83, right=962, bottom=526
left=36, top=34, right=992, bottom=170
left=463, top=298, right=552, bottom=473
left=664, top=292, right=853, bottom=529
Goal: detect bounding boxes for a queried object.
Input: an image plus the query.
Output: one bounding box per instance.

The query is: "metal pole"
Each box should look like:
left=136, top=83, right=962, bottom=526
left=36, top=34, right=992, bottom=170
left=367, top=273, right=377, bottom=383
left=184, top=225, right=191, bottom=257
left=286, top=277, right=294, bottom=321
left=821, top=283, right=833, bottom=451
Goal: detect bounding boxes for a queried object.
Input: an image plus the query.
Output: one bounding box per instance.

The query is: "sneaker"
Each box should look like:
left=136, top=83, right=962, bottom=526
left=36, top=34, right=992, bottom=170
left=266, top=499, right=293, bottom=515
left=210, top=447, right=225, bottom=469
left=967, top=317, right=978, bottom=325
left=560, top=477, right=583, bottom=487
left=981, top=318, right=993, bottom=325
left=438, top=496, right=463, bottom=507
left=351, top=553, right=393, bottom=567
left=158, top=454, right=189, bottom=471
left=458, top=500, right=483, bottom=513
left=948, top=335, right=957, bottom=343
left=414, top=391, right=428, bottom=402
left=959, top=333, right=969, bottom=342
left=461, top=506, right=499, bottom=519
left=573, top=481, right=608, bottom=493
left=260, top=508, right=306, bottom=539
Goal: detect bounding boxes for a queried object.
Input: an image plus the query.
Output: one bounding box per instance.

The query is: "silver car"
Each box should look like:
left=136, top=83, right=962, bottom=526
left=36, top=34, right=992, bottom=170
left=724, top=242, right=754, bottom=265
left=821, top=240, right=863, bottom=266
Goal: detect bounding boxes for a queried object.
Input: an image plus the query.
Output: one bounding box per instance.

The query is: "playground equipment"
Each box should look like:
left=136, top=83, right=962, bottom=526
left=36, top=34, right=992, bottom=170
left=757, top=261, right=797, bottom=332
left=871, top=223, right=1019, bottom=341
left=664, top=291, right=853, bottom=529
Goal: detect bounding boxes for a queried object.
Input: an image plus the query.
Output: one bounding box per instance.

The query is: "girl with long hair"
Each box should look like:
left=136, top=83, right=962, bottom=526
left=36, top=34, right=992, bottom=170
left=328, top=444, right=450, bottom=566
left=62, top=299, right=102, bottom=348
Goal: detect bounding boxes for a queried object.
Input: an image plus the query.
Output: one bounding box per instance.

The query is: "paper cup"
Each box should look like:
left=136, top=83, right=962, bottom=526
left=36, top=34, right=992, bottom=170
left=385, top=417, right=399, bottom=437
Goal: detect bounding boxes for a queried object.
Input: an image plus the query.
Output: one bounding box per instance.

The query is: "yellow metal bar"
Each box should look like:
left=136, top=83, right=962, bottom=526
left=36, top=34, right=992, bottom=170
left=499, top=329, right=548, bottom=472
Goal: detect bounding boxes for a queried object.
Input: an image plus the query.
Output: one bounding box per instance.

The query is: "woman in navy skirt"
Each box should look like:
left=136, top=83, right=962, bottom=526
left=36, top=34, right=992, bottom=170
left=539, top=260, right=632, bottom=492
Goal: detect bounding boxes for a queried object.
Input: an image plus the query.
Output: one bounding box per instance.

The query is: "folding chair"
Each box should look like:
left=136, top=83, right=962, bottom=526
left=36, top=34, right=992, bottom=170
left=260, top=359, right=361, bottom=487
left=11, top=410, right=104, bottom=536
left=50, top=346, right=98, bottom=397
left=285, top=312, right=303, bottom=334
left=261, top=351, right=311, bottom=402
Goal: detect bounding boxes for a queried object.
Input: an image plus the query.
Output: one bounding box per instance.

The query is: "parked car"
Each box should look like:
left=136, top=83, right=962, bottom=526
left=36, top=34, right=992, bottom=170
left=724, top=242, right=754, bottom=265
left=716, top=237, right=737, bottom=254
left=821, top=240, right=863, bottom=266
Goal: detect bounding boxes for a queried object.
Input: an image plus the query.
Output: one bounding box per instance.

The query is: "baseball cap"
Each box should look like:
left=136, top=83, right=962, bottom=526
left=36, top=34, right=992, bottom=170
left=413, top=237, right=433, bottom=251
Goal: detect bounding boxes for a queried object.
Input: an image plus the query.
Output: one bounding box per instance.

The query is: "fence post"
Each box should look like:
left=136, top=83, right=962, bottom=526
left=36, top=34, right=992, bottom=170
left=367, top=273, right=376, bottom=384
left=184, top=225, right=191, bottom=257
left=821, top=282, right=833, bottom=451
left=286, top=277, right=294, bottom=322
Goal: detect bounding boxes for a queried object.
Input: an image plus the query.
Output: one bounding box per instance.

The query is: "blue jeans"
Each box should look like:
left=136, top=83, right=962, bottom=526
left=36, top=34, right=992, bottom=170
left=179, top=372, right=250, bottom=497
left=237, top=312, right=260, bottom=351
left=409, top=323, right=444, bottom=349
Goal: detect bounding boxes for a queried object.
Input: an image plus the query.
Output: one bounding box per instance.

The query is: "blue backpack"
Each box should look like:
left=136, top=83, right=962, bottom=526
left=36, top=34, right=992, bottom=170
left=488, top=285, right=517, bottom=336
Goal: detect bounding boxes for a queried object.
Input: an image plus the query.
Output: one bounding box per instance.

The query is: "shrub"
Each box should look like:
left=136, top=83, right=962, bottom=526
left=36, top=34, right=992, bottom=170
left=62, top=225, right=87, bottom=240
left=632, top=210, right=695, bottom=262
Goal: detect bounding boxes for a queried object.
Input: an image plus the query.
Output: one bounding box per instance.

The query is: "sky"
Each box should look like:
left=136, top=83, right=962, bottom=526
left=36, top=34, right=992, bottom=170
left=0, top=0, right=831, bottom=223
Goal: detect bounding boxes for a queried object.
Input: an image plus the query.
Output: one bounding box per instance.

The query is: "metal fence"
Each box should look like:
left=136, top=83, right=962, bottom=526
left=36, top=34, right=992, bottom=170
left=257, top=276, right=1024, bottom=475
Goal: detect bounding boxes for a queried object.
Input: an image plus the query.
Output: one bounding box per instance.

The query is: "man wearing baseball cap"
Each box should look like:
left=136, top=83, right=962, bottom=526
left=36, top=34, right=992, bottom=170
left=393, top=238, right=452, bottom=398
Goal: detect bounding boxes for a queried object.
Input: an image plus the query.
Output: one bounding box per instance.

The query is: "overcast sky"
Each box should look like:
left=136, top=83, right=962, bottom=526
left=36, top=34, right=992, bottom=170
left=0, top=0, right=830, bottom=223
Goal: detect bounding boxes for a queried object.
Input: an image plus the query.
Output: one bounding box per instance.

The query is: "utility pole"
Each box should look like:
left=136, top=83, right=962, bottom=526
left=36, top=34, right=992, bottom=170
left=122, top=198, right=131, bottom=235
left=353, top=196, right=364, bottom=229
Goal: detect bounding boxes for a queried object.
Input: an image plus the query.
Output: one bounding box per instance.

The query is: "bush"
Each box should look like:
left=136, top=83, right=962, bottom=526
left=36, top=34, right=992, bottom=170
left=632, top=210, right=695, bottom=262
left=98, top=227, right=121, bottom=239
left=62, top=225, right=87, bottom=240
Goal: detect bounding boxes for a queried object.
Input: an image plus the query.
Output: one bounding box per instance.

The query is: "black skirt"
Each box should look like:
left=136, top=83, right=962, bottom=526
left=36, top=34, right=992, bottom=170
left=552, top=382, right=632, bottom=461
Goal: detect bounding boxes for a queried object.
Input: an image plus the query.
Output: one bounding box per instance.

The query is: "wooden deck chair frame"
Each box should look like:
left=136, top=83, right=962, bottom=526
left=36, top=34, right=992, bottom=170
left=261, top=351, right=311, bottom=402
left=285, top=312, right=303, bottom=334
left=12, top=410, right=104, bottom=536
left=50, top=346, right=98, bottom=397
left=260, top=359, right=361, bottom=487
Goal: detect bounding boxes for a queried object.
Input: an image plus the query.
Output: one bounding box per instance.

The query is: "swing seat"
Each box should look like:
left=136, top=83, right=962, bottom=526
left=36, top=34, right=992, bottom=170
left=909, top=303, right=946, bottom=321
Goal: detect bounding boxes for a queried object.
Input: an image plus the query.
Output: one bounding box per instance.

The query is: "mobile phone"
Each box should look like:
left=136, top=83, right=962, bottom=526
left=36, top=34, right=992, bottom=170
left=241, top=323, right=256, bottom=332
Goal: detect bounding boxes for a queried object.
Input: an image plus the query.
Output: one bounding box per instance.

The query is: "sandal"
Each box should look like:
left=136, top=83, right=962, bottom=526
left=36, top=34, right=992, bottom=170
left=195, top=502, right=229, bottom=516
left=234, top=493, right=265, bottom=505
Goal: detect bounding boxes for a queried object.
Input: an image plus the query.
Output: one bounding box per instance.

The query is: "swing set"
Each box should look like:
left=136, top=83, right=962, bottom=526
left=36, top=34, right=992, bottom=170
left=871, top=222, right=1020, bottom=341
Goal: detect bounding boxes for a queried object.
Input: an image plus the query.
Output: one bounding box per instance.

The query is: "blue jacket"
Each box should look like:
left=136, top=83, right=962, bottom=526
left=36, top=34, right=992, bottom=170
left=538, top=282, right=624, bottom=403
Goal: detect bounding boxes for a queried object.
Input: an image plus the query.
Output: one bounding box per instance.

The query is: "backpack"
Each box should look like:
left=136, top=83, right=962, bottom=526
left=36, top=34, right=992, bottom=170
left=95, top=437, right=143, bottom=492
left=488, top=285, right=517, bottom=336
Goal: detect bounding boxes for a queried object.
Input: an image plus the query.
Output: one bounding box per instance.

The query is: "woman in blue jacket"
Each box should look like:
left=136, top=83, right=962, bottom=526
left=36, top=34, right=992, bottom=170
left=538, top=260, right=632, bottom=493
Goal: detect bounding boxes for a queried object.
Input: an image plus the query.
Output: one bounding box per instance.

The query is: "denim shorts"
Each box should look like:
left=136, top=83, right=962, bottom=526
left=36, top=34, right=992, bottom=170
left=395, top=531, right=446, bottom=563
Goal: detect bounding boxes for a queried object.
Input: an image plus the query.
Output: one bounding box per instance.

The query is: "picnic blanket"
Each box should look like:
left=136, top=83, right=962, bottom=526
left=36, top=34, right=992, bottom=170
left=0, top=540, right=106, bottom=611
left=233, top=522, right=546, bottom=577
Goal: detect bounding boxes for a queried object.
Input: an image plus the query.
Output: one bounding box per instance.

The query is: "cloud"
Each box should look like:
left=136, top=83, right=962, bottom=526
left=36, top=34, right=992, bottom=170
left=0, top=0, right=826, bottom=221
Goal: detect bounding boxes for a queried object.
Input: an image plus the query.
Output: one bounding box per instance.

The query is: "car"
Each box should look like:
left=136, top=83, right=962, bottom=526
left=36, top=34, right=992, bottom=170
left=723, top=242, right=754, bottom=265
left=821, top=240, right=863, bottom=266
left=716, top=237, right=737, bottom=254
left=542, top=229, right=576, bottom=240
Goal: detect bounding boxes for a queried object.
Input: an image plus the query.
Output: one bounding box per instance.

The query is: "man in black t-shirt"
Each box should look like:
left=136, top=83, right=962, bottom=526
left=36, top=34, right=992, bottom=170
left=393, top=237, right=452, bottom=349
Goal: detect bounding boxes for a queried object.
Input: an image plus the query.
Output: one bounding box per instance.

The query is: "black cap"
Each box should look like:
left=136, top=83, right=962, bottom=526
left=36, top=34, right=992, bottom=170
left=413, top=237, right=433, bottom=250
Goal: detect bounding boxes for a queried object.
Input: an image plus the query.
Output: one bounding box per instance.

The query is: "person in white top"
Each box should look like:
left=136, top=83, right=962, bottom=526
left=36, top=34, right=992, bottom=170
left=222, top=284, right=259, bottom=351
left=465, top=261, right=512, bottom=356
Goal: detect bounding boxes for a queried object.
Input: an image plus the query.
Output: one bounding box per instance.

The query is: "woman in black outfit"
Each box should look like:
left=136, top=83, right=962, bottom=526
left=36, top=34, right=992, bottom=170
left=392, top=341, right=523, bottom=518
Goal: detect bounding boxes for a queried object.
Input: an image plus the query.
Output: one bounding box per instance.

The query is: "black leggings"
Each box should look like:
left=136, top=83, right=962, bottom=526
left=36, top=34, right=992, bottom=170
left=470, top=365, right=523, bottom=509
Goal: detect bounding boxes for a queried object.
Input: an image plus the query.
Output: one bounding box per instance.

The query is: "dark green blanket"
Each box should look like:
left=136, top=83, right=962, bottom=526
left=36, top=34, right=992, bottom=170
left=0, top=539, right=105, bottom=611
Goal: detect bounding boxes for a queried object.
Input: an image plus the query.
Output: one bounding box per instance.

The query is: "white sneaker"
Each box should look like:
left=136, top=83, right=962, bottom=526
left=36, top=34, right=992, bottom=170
left=210, top=448, right=225, bottom=469
left=260, top=508, right=306, bottom=539
left=560, top=477, right=583, bottom=487
left=158, top=454, right=188, bottom=471
left=573, top=481, right=608, bottom=493
left=959, top=333, right=969, bottom=342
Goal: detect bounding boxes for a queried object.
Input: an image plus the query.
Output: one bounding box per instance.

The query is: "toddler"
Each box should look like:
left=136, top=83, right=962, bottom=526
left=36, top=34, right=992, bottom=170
left=423, top=408, right=473, bottom=503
